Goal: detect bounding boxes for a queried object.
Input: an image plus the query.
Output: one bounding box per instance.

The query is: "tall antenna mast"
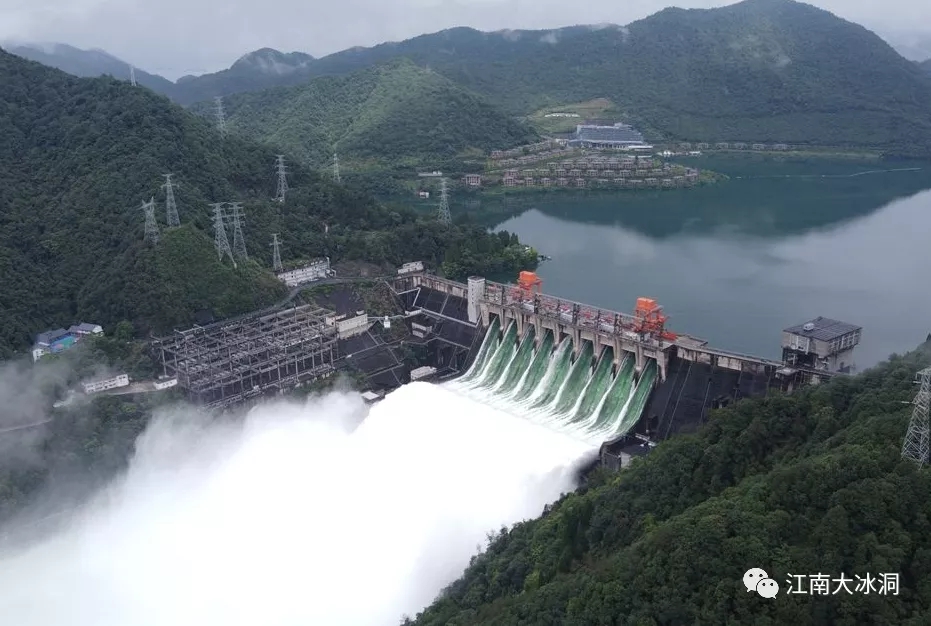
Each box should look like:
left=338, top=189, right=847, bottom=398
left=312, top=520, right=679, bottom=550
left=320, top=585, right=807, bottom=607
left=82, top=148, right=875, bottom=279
left=274, top=155, right=288, bottom=202
left=162, top=173, right=180, bottom=227
left=130, top=66, right=137, bottom=87
left=211, top=202, right=234, bottom=265
left=437, top=177, right=451, bottom=225
left=142, top=198, right=159, bottom=244
left=271, top=233, right=283, bottom=272
left=332, top=153, right=341, bottom=183
left=214, top=96, right=227, bottom=137
left=902, top=367, right=931, bottom=467
left=230, top=202, right=247, bottom=260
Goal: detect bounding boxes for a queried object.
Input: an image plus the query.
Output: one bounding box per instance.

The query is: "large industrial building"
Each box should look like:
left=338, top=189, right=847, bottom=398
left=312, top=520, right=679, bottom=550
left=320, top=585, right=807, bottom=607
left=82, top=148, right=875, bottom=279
left=392, top=274, right=481, bottom=377
left=571, top=122, right=652, bottom=150
left=781, top=317, right=862, bottom=374
left=153, top=305, right=338, bottom=408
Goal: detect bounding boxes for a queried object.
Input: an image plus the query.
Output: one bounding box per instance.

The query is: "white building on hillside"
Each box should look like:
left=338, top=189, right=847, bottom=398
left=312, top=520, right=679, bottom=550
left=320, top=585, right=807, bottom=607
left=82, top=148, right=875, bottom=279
left=69, top=323, right=103, bottom=337
left=325, top=311, right=369, bottom=339
left=276, top=258, right=334, bottom=287
left=398, top=261, right=424, bottom=275
left=83, top=373, right=129, bottom=394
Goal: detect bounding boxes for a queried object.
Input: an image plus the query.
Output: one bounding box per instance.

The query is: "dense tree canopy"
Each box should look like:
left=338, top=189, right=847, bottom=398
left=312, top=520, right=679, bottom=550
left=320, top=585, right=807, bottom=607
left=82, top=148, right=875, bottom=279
left=410, top=341, right=931, bottom=625
left=12, top=1, right=931, bottom=156
left=301, top=0, right=931, bottom=155
left=194, top=59, right=538, bottom=167
left=0, top=49, right=537, bottom=358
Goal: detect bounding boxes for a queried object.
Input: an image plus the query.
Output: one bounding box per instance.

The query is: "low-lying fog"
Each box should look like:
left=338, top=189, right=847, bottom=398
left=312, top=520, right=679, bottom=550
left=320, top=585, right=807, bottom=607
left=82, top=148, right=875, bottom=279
left=0, top=382, right=593, bottom=625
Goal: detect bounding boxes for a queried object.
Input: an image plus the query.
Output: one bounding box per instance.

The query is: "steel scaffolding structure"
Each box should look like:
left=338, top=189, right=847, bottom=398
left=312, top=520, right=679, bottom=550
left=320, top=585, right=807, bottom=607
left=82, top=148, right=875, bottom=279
left=153, top=305, right=338, bottom=408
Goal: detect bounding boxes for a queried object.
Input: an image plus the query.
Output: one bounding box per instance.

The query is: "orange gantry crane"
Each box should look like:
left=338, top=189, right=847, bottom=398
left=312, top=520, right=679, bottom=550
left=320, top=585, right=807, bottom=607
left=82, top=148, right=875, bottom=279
left=508, top=272, right=677, bottom=341
left=517, top=271, right=542, bottom=293
left=633, top=297, right=678, bottom=341
left=510, top=271, right=542, bottom=302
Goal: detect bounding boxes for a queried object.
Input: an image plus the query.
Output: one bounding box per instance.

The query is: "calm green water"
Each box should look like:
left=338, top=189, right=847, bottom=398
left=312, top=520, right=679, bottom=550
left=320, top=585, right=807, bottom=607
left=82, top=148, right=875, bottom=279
left=486, top=157, right=931, bottom=369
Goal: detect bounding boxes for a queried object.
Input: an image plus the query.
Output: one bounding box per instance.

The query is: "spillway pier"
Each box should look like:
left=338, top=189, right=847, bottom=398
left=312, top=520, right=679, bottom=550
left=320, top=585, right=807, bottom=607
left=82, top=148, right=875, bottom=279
left=472, top=276, right=675, bottom=381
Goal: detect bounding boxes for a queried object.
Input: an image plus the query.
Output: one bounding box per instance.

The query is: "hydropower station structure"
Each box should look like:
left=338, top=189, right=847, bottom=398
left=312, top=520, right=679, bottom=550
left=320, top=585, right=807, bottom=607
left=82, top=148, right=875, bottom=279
left=155, top=265, right=861, bottom=470
left=390, top=269, right=861, bottom=469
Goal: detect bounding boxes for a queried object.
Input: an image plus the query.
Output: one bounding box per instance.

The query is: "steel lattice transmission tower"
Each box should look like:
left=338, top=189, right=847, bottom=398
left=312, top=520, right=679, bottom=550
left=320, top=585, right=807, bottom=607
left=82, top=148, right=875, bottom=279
left=214, top=96, right=227, bottom=136
left=130, top=66, right=137, bottom=87
left=274, top=155, right=288, bottom=202
left=211, top=202, right=234, bottom=265
left=230, top=202, right=248, bottom=260
left=436, top=177, right=451, bottom=225
left=902, top=367, right=931, bottom=467
left=271, top=233, right=283, bottom=272
left=142, top=197, right=159, bottom=244
left=162, top=173, right=181, bottom=227
left=332, top=153, right=341, bottom=183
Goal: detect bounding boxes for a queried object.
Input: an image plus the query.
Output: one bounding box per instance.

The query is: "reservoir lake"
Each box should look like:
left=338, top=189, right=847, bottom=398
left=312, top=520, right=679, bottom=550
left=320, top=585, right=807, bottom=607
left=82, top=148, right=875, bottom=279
left=484, top=156, right=931, bottom=369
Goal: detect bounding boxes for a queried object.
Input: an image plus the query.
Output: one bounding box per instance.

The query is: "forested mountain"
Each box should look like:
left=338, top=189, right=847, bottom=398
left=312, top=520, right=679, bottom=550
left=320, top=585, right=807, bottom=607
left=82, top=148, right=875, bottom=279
left=193, top=59, right=537, bottom=167
left=6, top=43, right=174, bottom=93
left=0, top=49, right=537, bottom=358
left=171, top=48, right=318, bottom=104
left=299, top=0, right=931, bottom=154
left=5, top=43, right=315, bottom=103
left=13, top=1, right=931, bottom=153
left=411, top=340, right=931, bottom=625
left=920, top=59, right=931, bottom=75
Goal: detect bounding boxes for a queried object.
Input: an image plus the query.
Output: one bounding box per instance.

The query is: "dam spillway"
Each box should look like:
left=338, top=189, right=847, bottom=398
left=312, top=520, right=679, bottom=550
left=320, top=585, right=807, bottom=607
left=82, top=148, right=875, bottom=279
left=446, top=320, right=658, bottom=447
left=392, top=270, right=857, bottom=459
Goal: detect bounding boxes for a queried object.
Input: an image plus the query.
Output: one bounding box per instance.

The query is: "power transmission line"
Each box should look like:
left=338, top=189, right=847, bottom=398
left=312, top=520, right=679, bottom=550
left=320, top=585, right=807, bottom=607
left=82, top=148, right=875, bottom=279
left=211, top=202, right=234, bottom=265
left=230, top=202, right=247, bottom=260
left=214, top=96, right=227, bottom=136
left=142, top=198, right=159, bottom=244
left=271, top=233, right=283, bottom=272
left=902, top=367, right=931, bottom=467
left=162, top=173, right=180, bottom=227
left=437, top=177, right=451, bottom=225
left=274, top=155, right=288, bottom=202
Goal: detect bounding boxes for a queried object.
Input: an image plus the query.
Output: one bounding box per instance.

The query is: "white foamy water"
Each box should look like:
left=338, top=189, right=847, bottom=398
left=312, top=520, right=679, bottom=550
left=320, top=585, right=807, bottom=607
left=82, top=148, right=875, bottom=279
left=0, top=382, right=593, bottom=626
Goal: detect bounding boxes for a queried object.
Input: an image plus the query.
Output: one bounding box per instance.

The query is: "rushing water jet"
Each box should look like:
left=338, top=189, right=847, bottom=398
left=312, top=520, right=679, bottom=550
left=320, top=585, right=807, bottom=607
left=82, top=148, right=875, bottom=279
left=448, top=320, right=658, bottom=446
left=0, top=382, right=592, bottom=626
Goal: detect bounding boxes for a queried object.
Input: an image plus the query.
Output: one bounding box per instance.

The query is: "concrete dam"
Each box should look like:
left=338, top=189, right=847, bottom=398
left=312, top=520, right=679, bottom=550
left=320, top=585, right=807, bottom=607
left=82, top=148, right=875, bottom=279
left=447, top=316, right=657, bottom=447
left=392, top=270, right=862, bottom=462
left=154, top=265, right=862, bottom=466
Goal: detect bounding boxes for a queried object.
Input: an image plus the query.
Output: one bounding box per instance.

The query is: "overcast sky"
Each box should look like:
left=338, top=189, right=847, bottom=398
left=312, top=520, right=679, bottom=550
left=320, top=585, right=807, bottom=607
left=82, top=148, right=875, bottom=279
left=1, top=0, right=929, bottom=79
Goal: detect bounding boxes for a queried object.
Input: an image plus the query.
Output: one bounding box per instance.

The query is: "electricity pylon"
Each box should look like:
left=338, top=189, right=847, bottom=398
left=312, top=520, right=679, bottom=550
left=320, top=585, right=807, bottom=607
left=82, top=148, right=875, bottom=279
left=902, top=367, right=931, bottom=467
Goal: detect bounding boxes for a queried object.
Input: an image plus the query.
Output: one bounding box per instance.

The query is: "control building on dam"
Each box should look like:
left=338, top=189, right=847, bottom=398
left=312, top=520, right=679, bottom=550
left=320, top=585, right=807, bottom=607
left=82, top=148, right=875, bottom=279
left=390, top=269, right=862, bottom=466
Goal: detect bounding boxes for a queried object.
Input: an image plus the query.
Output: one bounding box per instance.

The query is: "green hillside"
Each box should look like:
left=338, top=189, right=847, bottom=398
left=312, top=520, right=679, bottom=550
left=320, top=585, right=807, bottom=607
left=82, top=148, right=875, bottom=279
left=303, top=0, right=931, bottom=154
left=410, top=341, right=931, bottom=624
left=15, top=2, right=930, bottom=154
left=920, top=59, right=931, bottom=75
left=0, top=49, right=537, bottom=358
left=195, top=59, right=537, bottom=168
